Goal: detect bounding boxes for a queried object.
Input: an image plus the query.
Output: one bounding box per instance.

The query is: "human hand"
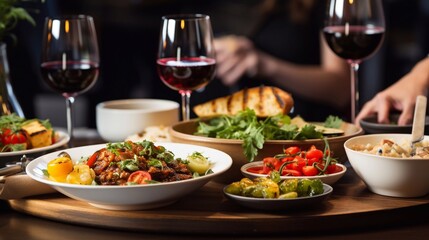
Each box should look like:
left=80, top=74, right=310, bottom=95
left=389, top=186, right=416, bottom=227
left=356, top=61, right=428, bottom=126
left=214, top=35, right=259, bottom=85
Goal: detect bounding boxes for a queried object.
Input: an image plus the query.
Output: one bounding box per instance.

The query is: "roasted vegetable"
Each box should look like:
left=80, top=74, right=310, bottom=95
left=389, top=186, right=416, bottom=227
left=46, top=156, right=74, bottom=182
left=225, top=177, right=324, bottom=199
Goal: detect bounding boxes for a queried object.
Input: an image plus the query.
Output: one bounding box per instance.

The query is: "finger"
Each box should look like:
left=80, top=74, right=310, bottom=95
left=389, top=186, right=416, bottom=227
left=216, top=54, right=242, bottom=78
left=397, top=102, right=414, bottom=125
left=376, top=98, right=392, bottom=124
left=355, top=102, right=375, bottom=126
left=222, top=57, right=250, bottom=85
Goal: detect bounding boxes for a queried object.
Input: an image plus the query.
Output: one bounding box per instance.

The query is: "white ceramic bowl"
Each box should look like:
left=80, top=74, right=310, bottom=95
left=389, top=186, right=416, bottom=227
left=26, top=142, right=232, bottom=210
left=344, top=134, right=429, bottom=197
left=240, top=161, right=347, bottom=185
left=96, top=99, right=179, bottom=142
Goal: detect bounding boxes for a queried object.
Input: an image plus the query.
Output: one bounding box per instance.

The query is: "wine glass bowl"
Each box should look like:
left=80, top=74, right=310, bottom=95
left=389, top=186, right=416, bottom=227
left=323, top=25, right=385, bottom=63
left=157, top=14, right=216, bottom=121
left=40, top=15, right=100, bottom=143
left=323, top=0, right=385, bottom=122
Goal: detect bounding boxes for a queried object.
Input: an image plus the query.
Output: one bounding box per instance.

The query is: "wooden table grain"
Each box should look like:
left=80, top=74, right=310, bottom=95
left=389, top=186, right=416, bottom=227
left=6, top=166, right=429, bottom=235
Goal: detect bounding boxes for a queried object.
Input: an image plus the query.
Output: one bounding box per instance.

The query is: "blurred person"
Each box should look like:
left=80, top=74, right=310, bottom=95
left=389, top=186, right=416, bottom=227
left=213, top=0, right=350, bottom=121
left=355, top=56, right=429, bottom=126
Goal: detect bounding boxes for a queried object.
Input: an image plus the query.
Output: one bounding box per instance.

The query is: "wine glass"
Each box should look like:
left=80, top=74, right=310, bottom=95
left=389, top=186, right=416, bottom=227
left=156, top=14, right=216, bottom=121
left=323, top=0, right=385, bottom=123
left=40, top=15, right=100, bottom=145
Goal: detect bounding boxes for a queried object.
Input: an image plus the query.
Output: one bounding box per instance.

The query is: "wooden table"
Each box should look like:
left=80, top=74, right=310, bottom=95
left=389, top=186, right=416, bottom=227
left=2, top=130, right=429, bottom=239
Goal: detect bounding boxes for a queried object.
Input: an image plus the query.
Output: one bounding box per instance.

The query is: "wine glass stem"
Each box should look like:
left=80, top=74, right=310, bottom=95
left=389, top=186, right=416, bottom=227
left=350, top=62, right=360, bottom=123
left=179, top=90, right=191, bottom=121
left=65, top=96, right=75, bottom=146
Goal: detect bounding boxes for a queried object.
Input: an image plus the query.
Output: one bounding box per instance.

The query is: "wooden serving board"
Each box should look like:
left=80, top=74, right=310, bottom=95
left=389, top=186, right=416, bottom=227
left=8, top=168, right=429, bottom=235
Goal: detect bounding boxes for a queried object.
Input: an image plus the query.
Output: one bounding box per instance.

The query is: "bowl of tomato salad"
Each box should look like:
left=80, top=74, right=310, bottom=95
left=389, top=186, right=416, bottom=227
left=240, top=142, right=347, bottom=185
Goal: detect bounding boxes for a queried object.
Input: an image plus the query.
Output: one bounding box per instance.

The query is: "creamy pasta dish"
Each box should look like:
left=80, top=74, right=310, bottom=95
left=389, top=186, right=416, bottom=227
left=351, top=139, right=429, bottom=158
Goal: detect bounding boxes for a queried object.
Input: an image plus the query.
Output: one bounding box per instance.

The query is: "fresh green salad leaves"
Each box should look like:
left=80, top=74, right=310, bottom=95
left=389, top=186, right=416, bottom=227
left=324, top=115, right=343, bottom=129
left=195, top=109, right=343, bottom=162
left=0, top=113, right=52, bottom=132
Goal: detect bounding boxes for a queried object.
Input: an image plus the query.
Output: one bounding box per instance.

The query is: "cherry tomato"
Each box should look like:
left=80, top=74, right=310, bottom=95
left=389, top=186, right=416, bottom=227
left=263, top=157, right=282, bottom=171
left=2, top=128, right=27, bottom=145
left=327, top=164, right=343, bottom=174
left=302, top=165, right=319, bottom=176
left=127, top=171, right=152, bottom=184
left=281, top=169, right=302, bottom=176
left=280, top=156, right=294, bottom=163
left=286, top=156, right=306, bottom=172
left=284, top=146, right=300, bottom=156
left=306, top=147, right=324, bottom=160
left=315, top=163, right=326, bottom=172
left=307, top=157, right=320, bottom=167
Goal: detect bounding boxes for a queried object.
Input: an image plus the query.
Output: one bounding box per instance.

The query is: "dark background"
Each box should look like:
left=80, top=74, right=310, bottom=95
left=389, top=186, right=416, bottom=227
left=5, top=0, right=429, bottom=128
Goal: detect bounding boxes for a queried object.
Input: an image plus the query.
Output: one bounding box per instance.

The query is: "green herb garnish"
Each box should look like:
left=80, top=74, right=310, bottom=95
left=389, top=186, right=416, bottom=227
left=324, top=115, right=343, bottom=129
left=195, top=109, right=342, bottom=162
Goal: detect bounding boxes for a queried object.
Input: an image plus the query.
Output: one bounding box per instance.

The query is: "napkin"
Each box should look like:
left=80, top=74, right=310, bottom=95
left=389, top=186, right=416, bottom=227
left=0, top=174, right=56, bottom=200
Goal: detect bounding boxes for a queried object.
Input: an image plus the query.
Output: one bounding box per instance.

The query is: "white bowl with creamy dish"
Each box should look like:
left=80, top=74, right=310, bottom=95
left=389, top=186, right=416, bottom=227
left=344, top=134, right=429, bottom=197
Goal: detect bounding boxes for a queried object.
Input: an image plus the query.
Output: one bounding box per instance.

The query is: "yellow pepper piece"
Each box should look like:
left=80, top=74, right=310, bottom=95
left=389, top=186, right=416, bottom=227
left=47, top=156, right=73, bottom=182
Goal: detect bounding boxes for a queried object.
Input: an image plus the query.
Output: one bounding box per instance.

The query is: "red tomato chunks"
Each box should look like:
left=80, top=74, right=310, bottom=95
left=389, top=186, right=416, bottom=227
left=284, top=146, right=300, bottom=156
left=2, top=128, right=27, bottom=145
left=302, top=165, right=319, bottom=176
left=260, top=145, right=341, bottom=176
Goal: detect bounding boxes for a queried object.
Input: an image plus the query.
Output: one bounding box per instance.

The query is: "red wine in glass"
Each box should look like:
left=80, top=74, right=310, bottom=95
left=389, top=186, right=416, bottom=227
left=41, top=15, right=99, bottom=145
left=41, top=61, right=99, bottom=96
left=156, top=57, right=216, bottom=91
left=323, top=0, right=385, bottom=123
left=323, top=26, right=385, bottom=63
left=157, top=14, right=216, bottom=121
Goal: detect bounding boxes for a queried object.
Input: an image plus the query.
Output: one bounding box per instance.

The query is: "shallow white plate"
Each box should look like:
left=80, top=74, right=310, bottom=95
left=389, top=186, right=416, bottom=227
left=223, top=184, right=333, bottom=211
left=240, top=162, right=347, bottom=185
left=0, top=130, right=70, bottom=157
left=26, top=142, right=232, bottom=210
